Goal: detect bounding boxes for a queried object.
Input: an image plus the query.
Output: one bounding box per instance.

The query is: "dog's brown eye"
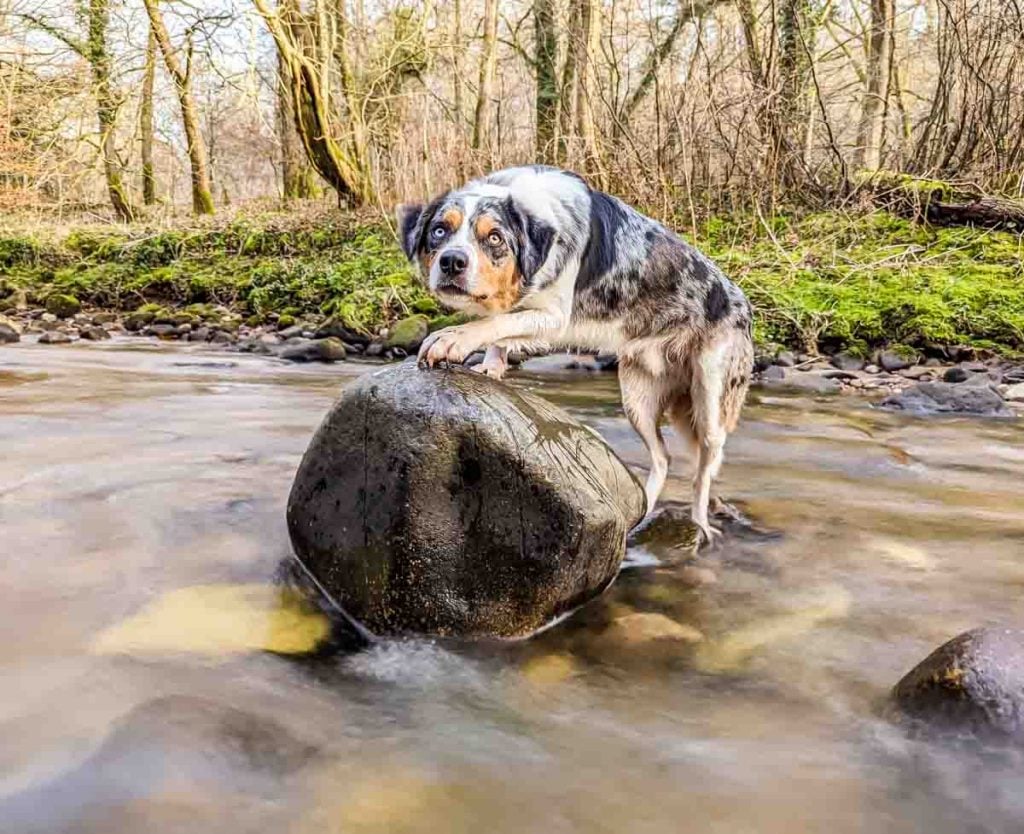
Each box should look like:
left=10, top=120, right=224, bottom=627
left=487, top=231, right=502, bottom=246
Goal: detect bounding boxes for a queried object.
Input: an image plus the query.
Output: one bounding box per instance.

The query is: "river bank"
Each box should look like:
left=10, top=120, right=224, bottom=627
left=2, top=206, right=1022, bottom=358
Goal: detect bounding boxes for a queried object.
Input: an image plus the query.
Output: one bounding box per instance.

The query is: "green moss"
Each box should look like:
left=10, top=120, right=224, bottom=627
left=696, top=210, right=1024, bottom=354
left=7, top=208, right=1023, bottom=352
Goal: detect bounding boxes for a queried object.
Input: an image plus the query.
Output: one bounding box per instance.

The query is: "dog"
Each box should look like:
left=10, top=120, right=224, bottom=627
left=396, top=165, right=753, bottom=543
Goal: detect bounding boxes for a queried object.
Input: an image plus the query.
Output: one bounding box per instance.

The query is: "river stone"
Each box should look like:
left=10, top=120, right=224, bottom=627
left=384, top=315, right=429, bottom=352
left=38, top=330, right=72, bottom=344
left=831, top=352, right=866, bottom=372
left=879, top=381, right=1010, bottom=416
left=278, top=337, right=347, bottom=363
left=0, top=317, right=20, bottom=343
left=1004, top=383, right=1024, bottom=402
left=45, top=294, right=81, bottom=319
left=287, top=360, right=646, bottom=639
left=891, top=628, right=1024, bottom=741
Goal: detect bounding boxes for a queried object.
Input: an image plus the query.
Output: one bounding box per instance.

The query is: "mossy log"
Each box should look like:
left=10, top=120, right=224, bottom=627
left=857, top=171, right=1024, bottom=232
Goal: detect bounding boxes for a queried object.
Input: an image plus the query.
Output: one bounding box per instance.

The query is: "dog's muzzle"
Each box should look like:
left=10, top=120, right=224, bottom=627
left=436, top=247, right=471, bottom=294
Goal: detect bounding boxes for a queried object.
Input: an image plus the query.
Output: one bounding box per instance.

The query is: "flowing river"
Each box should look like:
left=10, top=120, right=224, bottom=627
left=2, top=340, right=1024, bottom=833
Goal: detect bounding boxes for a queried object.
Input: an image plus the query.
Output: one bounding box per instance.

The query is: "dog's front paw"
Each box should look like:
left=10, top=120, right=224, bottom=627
left=417, top=326, right=483, bottom=368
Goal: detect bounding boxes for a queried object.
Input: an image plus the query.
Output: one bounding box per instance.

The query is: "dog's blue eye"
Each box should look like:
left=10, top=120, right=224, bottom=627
left=431, top=226, right=446, bottom=239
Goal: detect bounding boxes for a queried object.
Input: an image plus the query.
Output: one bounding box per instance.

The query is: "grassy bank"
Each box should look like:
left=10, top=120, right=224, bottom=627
left=1, top=207, right=1022, bottom=354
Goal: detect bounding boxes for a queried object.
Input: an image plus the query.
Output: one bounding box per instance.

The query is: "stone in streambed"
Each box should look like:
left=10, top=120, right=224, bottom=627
left=287, top=360, right=645, bottom=639
left=831, top=352, right=866, bottom=372
left=384, top=316, right=429, bottom=352
left=279, top=337, right=347, bottom=363
left=0, top=316, right=20, bottom=343
left=79, top=325, right=111, bottom=341
left=879, top=381, right=1010, bottom=416
left=891, top=628, right=1024, bottom=741
left=1003, top=383, right=1024, bottom=402
left=38, top=331, right=72, bottom=344
left=45, top=294, right=81, bottom=319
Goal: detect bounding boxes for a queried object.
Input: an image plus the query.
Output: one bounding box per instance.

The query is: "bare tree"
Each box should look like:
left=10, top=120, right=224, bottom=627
left=142, top=0, right=215, bottom=215
left=472, top=0, right=499, bottom=153
left=534, top=0, right=559, bottom=163
left=140, top=26, right=157, bottom=205
left=854, top=0, right=894, bottom=170
left=19, top=1, right=136, bottom=220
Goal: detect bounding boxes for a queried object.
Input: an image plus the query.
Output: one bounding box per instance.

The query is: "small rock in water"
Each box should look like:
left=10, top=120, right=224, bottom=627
left=0, top=318, right=20, bottom=343
left=943, top=367, right=970, bottom=383
left=891, top=628, right=1024, bottom=742
left=38, top=331, right=72, bottom=344
left=879, top=381, right=1011, bottom=416
left=79, top=325, right=111, bottom=341
left=1003, top=382, right=1024, bottom=402
left=679, top=565, right=718, bottom=587
left=761, top=365, right=786, bottom=381
left=600, top=612, right=704, bottom=646
left=878, top=350, right=914, bottom=372
left=831, top=352, right=866, bottom=372
left=763, top=371, right=841, bottom=394
left=775, top=351, right=796, bottom=367
left=899, top=366, right=934, bottom=380
left=279, top=337, right=347, bottom=363
left=145, top=323, right=178, bottom=339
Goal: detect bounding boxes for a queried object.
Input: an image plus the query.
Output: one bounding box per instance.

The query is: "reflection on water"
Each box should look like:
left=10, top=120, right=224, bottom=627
left=3, top=340, right=1024, bottom=833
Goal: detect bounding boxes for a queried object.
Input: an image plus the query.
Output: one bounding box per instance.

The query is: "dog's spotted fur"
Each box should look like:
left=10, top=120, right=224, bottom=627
left=397, top=166, right=754, bottom=541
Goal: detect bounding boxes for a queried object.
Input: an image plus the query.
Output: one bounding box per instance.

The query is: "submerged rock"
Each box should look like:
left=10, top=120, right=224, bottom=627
left=891, top=628, right=1024, bottom=741
left=287, top=360, right=645, bottom=639
left=38, top=331, right=72, bottom=344
left=879, top=381, right=1010, bottom=416
left=278, top=337, right=347, bottom=363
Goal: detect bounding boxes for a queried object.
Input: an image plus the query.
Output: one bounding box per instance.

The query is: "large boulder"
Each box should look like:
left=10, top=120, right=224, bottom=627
left=891, top=628, right=1024, bottom=740
left=287, top=360, right=645, bottom=639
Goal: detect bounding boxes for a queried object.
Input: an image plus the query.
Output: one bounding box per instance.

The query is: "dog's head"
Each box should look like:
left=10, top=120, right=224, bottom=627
left=396, top=189, right=555, bottom=314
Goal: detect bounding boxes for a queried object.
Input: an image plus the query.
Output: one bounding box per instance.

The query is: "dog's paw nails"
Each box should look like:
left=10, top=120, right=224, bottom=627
left=696, top=524, right=723, bottom=549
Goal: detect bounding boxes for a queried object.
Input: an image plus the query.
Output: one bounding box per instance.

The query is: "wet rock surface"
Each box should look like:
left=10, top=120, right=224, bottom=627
left=880, top=381, right=1011, bottom=416
left=891, top=628, right=1024, bottom=741
left=287, top=360, right=645, bottom=639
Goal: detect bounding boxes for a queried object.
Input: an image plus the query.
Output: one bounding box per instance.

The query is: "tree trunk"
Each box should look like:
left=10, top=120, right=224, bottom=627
left=277, top=49, right=316, bottom=199
left=854, top=0, right=894, bottom=170
left=774, top=0, right=815, bottom=189
left=534, top=0, right=560, bottom=164
left=451, top=0, right=464, bottom=132
left=140, top=26, right=157, bottom=205
left=87, top=0, right=134, bottom=222
left=573, top=0, right=602, bottom=181
left=253, top=0, right=371, bottom=205
left=143, top=0, right=215, bottom=215
left=472, top=0, right=499, bottom=152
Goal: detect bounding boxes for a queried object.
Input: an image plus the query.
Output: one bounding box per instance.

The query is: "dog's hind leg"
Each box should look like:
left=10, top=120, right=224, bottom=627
left=619, top=359, right=671, bottom=516
left=688, top=331, right=753, bottom=543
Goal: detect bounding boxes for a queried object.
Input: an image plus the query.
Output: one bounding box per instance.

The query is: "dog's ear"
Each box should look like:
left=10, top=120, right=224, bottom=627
left=505, top=198, right=556, bottom=285
left=395, top=202, right=425, bottom=260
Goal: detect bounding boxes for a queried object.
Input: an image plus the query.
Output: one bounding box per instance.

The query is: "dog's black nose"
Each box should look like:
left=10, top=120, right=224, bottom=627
left=439, top=250, right=468, bottom=276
